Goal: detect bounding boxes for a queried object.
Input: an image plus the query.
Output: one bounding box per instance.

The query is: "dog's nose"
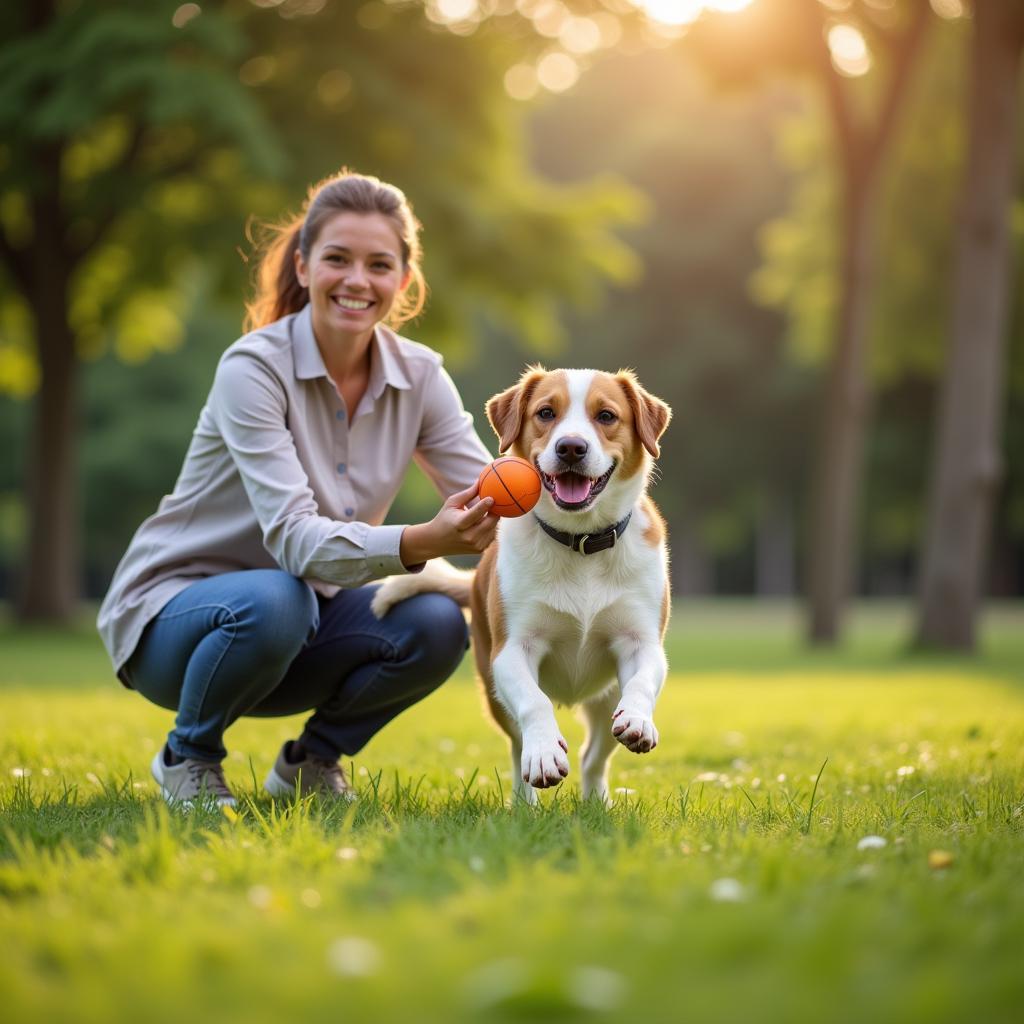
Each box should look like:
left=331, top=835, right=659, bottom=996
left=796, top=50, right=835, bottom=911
left=555, top=436, right=589, bottom=464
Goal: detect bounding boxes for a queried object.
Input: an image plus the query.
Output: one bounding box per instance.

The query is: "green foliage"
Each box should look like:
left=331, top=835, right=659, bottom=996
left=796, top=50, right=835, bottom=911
left=494, top=46, right=814, bottom=578
left=1, top=605, right=1023, bottom=1023
left=750, top=14, right=1024, bottom=565
left=0, top=0, right=285, bottom=374
left=0, top=0, right=640, bottom=387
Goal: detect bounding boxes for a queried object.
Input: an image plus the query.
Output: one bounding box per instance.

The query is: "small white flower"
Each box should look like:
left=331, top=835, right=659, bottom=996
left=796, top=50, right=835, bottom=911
left=335, top=846, right=358, bottom=861
left=438, top=738, right=456, bottom=754
left=247, top=885, right=272, bottom=909
left=462, top=958, right=529, bottom=1009
left=710, top=878, right=746, bottom=902
left=694, top=771, right=719, bottom=783
left=896, top=765, right=916, bottom=777
left=469, top=856, right=486, bottom=873
left=11, top=767, right=29, bottom=778
left=857, top=835, right=887, bottom=851
left=567, top=966, right=626, bottom=1010
left=614, top=787, right=637, bottom=796
left=327, top=937, right=380, bottom=977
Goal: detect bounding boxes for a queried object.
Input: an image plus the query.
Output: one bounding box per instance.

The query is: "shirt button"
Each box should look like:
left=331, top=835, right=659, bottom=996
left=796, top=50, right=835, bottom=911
left=345, top=507, right=355, bottom=517
left=336, top=463, right=346, bottom=475
left=336, top=410, right=346, bottom=421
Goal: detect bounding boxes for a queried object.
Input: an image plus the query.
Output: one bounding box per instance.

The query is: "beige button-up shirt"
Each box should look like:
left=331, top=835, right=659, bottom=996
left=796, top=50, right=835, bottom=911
left=97, top=303, right=494, bottom=678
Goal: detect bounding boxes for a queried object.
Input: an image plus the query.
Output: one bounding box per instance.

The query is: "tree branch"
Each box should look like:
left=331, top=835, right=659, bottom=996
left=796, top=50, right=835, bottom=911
left=0, top=230, right=31, bottom=295
left=68, top=122, right=146, bottom=259
left=867, top=0, right=932, bottom=163
left=70, top=133, right=204, bottom=259
left=804, top=0, right=861, bottom=179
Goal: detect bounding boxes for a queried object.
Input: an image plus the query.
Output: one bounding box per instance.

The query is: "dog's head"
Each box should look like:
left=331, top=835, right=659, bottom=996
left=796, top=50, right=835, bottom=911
left=486, top=366, right=671, bottom=522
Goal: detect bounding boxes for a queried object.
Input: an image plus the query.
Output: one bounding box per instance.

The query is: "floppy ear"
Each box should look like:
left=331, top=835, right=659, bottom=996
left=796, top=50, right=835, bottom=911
left=616, top=370, right=671, bottom=459
left=486, top=365, right=547, bottom=454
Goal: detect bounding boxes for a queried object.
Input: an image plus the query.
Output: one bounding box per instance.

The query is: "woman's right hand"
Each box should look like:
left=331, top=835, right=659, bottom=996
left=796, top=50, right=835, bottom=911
left=399, top=482, right=498, bottom=568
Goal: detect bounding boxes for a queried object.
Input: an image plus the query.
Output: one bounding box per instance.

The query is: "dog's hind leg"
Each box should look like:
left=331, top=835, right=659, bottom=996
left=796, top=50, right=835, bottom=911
left=578, top=685, right=620, bottom=802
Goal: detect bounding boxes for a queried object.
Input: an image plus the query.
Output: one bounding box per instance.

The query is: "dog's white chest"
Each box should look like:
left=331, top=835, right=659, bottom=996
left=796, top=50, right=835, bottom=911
left=496, top=526, right=662, bottom=705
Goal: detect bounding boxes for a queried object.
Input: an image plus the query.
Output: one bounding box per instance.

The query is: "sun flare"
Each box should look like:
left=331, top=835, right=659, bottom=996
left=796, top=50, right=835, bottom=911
left=634, top=0, right=754, bottom=28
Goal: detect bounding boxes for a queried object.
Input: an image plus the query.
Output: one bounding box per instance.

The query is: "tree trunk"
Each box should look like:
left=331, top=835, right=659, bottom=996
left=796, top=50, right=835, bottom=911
left=755, top=489, right=795, bottom=596
left=800, top=0, right=930, bottom=645
left=673, top=513, right=714, bottom=596
left=806, top=175, right=879, bottom=643
left=15, top=145, right=79, bottom=623
left=915, top=2, right=1024, bottom=650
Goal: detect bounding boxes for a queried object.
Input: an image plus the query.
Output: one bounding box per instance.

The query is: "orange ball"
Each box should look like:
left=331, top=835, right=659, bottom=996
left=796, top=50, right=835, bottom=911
left=478, top=456, right=542, bottom=517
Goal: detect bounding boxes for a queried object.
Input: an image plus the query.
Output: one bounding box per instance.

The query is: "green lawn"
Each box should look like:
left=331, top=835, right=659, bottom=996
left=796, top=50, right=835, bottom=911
left=1, top=601, right=1023, bottom=1024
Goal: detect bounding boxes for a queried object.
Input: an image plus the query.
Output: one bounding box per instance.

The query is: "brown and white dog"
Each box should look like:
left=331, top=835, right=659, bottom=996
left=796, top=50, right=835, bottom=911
left=372, top=366, right=672, bottom=802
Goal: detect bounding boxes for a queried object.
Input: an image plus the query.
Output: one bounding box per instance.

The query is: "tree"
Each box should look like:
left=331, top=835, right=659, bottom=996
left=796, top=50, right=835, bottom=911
left=693, top=0, right=933, bottom=639
left=915, top=0, right=1024, bottom=649
left=748, top=11, right=1024, bottom=602
left=0, top=0, right=638, bottom=620
left=521, top=45, right=812, bottom=596
left=0, top=0, right=282, bottom=621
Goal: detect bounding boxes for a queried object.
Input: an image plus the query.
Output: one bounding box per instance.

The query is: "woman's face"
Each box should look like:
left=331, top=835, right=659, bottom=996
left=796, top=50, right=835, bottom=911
left=295, top=211, right=410, bottom=345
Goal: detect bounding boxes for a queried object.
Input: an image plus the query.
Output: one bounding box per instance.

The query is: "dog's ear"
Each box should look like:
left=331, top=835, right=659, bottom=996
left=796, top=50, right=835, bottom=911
left=486, top=364, right=547, bottom=454
left=616, top=370, right=671, bottom=459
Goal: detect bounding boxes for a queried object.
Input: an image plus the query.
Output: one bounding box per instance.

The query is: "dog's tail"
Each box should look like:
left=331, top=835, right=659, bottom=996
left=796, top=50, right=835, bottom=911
left=370, top=558, right=473, bottom=619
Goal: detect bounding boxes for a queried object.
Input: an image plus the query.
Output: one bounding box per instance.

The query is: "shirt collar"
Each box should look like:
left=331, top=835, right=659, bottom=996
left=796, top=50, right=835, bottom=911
left=292, top=304, right=412, bottom=394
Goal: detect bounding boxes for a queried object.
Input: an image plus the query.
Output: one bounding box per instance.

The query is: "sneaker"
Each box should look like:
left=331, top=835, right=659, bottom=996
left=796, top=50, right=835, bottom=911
left=264, top=740, right=356, bottom=800
left=151, top=744, right=237, bottom=808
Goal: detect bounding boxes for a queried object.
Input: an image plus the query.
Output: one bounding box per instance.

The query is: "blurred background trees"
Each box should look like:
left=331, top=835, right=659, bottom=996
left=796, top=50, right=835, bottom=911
left=1, top=0, right=1021, bottom=653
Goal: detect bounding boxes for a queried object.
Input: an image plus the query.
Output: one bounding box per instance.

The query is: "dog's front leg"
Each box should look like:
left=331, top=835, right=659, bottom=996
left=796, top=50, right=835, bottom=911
left=492, top=640, right=568, bottom=799
left=610, top=637, right=667, bottom=754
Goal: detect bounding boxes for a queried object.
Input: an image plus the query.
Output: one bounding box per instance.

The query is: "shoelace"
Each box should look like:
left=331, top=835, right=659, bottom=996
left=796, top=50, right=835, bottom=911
left=186, top=759, right=233, bottom=799
left=309, top=756, right=352, bottom=794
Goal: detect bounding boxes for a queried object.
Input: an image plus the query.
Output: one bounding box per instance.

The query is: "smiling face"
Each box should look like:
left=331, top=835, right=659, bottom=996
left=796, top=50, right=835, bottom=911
left=486, top=367, right=671, bottom=518
left=294, top=211, right=410, bottom=347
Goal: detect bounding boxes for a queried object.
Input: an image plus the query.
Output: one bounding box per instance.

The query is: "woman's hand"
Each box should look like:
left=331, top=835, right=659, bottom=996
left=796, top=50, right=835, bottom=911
left=399, top=482, right=498, bottom=567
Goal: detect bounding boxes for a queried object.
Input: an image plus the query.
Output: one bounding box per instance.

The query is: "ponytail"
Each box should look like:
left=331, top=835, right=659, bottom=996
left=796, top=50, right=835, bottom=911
left=244, top=217, right=308, bottom=332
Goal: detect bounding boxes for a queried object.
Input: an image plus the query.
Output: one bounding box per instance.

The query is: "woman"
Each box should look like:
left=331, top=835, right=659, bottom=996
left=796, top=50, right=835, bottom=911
left=97, top=171, right=498, bottom=808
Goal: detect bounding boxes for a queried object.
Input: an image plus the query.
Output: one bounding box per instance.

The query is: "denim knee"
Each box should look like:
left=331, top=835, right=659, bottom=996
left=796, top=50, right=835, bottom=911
left=401, top=593, right=468, bottom=678
left=242, top=572, right=319, bottom=661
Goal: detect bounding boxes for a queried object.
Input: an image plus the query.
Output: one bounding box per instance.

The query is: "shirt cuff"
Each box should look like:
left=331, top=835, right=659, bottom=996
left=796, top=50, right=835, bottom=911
left=366, top=524, right=425, bottom=576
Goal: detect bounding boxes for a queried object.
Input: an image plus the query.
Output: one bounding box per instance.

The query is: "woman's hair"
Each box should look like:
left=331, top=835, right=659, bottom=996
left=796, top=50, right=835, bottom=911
left=244, top=170, right=426, bottom=332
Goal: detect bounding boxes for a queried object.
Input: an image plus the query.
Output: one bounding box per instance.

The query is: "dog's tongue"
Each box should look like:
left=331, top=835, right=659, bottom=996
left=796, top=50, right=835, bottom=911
left=554, top=473, right=593, bottom=504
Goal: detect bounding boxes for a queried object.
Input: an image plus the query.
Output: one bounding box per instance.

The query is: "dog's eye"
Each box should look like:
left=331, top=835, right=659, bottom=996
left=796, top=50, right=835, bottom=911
left=536, top=406, right=556, bottom=421
left=596, top=410, right=617, bottom=425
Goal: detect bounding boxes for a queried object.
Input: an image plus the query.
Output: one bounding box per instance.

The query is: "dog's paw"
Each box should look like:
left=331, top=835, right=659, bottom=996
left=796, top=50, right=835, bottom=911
left=611, top=706, right=659, bottom=754
left=369, top=577, right=417, bottom=619
left=521, top=734, right=570, bottom=789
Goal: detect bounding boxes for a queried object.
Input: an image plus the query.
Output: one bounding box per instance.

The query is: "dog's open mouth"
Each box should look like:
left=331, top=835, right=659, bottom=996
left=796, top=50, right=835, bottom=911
left=537, top=461, right=615, bottom=511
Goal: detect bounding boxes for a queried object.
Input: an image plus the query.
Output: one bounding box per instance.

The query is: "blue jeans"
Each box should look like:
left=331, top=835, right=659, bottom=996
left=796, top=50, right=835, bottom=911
left=121, top=569, right=468, bottom=763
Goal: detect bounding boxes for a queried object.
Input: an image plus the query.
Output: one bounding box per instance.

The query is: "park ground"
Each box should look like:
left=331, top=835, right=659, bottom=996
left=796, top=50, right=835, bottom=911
left=1, top=600, right=1023, bottom=1023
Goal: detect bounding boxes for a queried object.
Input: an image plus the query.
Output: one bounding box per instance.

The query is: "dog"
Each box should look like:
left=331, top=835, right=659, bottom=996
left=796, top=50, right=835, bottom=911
left=372, top=366, right=672, bottom=803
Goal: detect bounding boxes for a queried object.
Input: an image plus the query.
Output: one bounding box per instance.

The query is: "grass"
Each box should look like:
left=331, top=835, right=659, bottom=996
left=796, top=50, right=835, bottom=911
left=1, top=600, right=1023, bottom=1024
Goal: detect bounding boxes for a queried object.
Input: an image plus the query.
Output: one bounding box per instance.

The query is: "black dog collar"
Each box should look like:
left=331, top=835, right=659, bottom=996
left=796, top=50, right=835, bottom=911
left=533, top=511, right=633, bottom=555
